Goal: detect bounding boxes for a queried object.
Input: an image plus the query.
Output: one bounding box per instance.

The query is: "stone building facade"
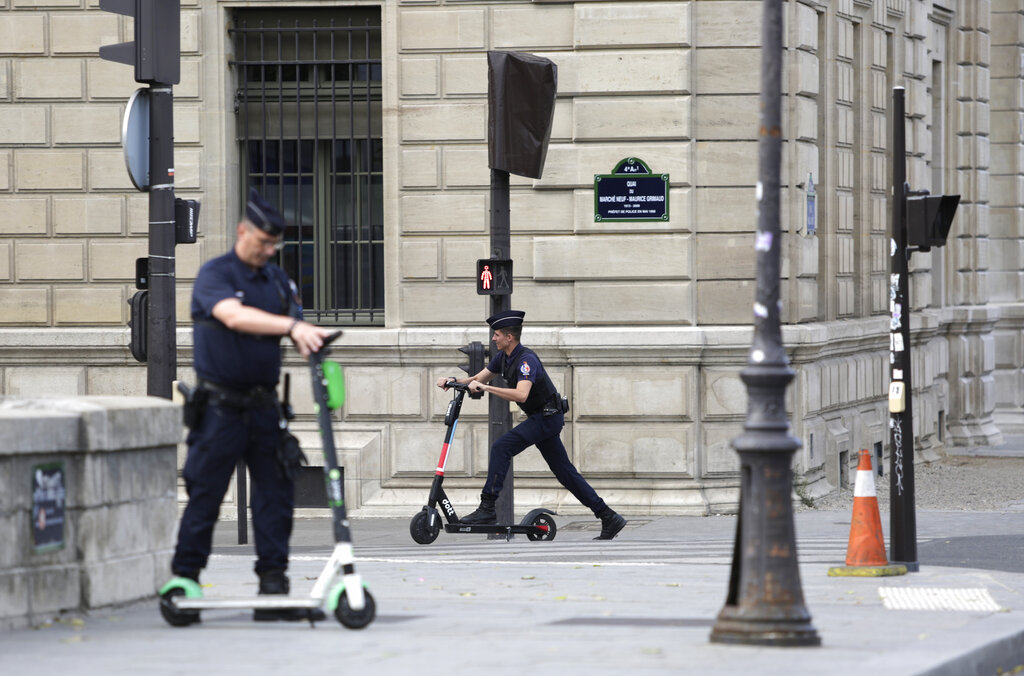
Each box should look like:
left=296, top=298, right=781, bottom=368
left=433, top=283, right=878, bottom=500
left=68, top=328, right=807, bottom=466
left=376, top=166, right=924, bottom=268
left=1, top=0, right=1022, bottom=516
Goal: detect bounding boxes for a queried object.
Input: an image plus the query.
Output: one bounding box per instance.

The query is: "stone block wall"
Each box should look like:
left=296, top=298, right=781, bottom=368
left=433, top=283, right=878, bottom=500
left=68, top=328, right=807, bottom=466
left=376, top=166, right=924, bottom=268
left=0, top=396, right=181, bottom=630
left=0, top=0, right=1020, bottom=519
left=0, top=0, right=206, bottom=329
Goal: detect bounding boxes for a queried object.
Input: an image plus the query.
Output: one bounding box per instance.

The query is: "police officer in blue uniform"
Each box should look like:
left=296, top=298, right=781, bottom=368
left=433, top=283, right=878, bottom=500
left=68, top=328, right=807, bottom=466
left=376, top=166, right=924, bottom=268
left=436, top=310, right=627, bottom=540
left=171, top=189, right=334, bottom=620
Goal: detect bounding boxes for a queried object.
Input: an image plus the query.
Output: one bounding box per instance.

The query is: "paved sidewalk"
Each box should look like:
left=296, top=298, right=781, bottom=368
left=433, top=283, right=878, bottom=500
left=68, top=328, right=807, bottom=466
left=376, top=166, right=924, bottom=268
left=2, top=509, right=1022, bottom=675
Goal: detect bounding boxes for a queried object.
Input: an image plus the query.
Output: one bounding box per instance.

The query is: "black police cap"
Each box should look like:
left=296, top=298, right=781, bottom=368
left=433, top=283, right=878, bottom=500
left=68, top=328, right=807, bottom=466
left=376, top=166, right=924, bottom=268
left=486, top=310, right=525, bottom=330
left=245, top=188, right=285, bottom=236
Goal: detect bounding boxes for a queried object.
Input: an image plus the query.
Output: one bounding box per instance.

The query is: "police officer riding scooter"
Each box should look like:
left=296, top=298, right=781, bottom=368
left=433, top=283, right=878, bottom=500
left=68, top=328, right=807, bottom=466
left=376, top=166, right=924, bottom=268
left=437, top=310, right=627, bottom=540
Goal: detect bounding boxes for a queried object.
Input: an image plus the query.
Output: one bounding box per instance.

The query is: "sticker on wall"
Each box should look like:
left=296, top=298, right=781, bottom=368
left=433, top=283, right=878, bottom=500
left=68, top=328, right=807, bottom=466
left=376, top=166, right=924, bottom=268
left=32, top=462, right=66, bottom=553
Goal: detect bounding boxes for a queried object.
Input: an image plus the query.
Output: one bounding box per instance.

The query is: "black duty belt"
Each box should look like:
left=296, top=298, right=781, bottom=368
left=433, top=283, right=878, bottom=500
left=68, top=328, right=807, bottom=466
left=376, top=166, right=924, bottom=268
left=198, top=379, right=278, bottom=409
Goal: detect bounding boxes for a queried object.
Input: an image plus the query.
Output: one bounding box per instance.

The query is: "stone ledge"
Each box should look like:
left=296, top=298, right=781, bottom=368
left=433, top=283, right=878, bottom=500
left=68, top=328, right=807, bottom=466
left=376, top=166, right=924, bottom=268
left=0, top=396, right=181, bottom=453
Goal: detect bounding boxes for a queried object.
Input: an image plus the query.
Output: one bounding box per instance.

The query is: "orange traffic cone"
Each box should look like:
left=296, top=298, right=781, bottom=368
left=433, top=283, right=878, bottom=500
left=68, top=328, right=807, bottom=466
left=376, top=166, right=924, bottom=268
left=845, top=449, right=887, bottom=566
left=827, top=449, right=907, bottom=577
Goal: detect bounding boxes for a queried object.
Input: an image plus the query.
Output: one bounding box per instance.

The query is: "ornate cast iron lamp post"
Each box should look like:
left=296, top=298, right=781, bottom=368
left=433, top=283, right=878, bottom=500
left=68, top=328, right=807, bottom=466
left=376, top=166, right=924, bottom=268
left=709, top=0, right=821, bottom=647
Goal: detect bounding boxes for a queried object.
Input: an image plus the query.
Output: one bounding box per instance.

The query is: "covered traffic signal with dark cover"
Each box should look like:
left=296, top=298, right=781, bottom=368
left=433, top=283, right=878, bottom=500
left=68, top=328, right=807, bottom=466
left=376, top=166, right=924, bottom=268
left=487, top=51, right=557, bottom=180
left=99, top=0, right=180, bottom=85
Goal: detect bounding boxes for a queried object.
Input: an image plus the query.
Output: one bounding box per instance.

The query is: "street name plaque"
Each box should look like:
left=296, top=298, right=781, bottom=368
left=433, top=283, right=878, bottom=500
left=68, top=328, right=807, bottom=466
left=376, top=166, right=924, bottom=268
left=594, top=157, right=669, bottom=222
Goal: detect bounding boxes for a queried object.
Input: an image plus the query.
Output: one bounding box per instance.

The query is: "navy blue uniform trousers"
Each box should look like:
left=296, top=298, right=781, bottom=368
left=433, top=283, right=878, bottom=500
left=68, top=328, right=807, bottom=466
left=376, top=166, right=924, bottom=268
left=482, top=411, right=606, bottom=515
left=171, top=401, right=293, bottom=577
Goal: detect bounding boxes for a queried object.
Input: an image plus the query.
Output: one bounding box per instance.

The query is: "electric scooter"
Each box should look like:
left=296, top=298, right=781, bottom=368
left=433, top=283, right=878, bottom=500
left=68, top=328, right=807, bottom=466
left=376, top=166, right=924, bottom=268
left=409, top=381, right=557, bottom=544
left=159, top=331, right=376, bottom=629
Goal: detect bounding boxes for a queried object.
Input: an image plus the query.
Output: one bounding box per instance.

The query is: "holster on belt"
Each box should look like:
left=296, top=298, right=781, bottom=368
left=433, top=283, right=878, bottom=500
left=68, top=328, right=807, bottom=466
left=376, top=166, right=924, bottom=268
left=541, top=392, right=570, bottom=417
left=177, top=381, right=208, bottom=430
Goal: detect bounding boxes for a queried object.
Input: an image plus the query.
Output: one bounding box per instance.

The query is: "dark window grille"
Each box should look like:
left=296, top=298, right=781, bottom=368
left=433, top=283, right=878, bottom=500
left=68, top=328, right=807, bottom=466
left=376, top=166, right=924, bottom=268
left=230, top=9, right=383, bottom=325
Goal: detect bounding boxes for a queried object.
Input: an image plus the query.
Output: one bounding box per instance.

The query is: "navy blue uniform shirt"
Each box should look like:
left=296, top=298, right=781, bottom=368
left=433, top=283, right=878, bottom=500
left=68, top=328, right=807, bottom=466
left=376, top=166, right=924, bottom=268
left=191, top=249, right=297, bottom=389
left=487, top=343, right=543, bottom=388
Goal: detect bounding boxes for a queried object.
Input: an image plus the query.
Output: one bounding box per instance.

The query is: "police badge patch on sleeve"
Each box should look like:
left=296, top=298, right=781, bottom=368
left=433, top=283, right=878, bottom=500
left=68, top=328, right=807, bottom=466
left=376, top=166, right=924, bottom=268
left=520, top=361, right=531, bottom=377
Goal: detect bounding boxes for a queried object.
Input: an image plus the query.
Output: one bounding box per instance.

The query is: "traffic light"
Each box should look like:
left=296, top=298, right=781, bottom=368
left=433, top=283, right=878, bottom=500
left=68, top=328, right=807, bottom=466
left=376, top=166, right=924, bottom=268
left=476, top=258, right=513, bottom=295
left=174, top=198, right=200, bottom=244
left=99, top=0, right=180, bottom=85
left=458, top=341, right=487, bottom=399
left=906, top=193, right=960, bottom=253
left=488, top=51, right=558, bottom=179
left=127, top=290, right=148, bottom=363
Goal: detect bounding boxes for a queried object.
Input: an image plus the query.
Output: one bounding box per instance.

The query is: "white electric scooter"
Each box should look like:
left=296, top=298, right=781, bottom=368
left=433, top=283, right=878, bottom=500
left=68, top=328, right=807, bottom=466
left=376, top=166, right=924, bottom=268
left=159, top=331, right=375, bottom=629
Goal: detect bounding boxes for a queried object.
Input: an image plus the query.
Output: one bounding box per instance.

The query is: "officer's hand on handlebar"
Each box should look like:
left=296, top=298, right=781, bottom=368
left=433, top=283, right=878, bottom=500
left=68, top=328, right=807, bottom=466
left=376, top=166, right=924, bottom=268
left=467, top=380, right=485, bottom=394
left=290, top=321, right=336, bottom=359
left=436, top=376, right=456, bottom=390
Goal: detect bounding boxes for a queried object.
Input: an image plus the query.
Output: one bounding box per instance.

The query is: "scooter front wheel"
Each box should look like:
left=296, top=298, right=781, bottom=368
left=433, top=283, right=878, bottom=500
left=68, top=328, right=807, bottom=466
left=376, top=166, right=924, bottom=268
left=336, top=589, right=376, bottom=629
left=159, top=588, right=200, bottom=627
left=410, top=508, right=441, bottom=545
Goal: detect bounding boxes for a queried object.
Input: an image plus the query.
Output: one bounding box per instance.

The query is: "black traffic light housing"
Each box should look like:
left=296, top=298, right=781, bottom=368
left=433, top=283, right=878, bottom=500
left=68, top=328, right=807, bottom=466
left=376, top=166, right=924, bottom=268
left=175, top=198, right=200, bottom=244
left=99, top=0, right=180, bottom=85
left=458, top=341, right=487, bottom=399
left=128, top=290, right=148, bottom=363
left=906, top=191, right=960, bottom=253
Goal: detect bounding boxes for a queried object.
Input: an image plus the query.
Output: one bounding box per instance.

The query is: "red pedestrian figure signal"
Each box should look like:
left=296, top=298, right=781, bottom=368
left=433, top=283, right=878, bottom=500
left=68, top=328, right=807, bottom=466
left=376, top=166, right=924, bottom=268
left=476, top=259, right=512, bottom=295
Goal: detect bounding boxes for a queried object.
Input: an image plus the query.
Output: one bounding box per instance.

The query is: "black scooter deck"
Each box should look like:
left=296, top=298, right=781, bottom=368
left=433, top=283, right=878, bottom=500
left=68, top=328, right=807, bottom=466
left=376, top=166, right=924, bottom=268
left=444, top=523, right=546, bottom=537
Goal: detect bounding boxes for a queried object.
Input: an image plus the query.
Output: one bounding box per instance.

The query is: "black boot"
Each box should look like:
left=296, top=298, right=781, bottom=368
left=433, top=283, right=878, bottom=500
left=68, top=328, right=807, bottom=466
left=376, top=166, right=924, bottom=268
left=593, top=506, right=626, bottom=540
left=459, top=493, right=497, bottom=525
left=253, top=569, right=327, bottom=623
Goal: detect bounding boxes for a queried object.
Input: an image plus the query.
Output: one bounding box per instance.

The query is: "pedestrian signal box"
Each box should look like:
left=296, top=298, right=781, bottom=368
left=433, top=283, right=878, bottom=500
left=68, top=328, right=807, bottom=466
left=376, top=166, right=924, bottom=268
left=476, top=259, right=512, bottom=296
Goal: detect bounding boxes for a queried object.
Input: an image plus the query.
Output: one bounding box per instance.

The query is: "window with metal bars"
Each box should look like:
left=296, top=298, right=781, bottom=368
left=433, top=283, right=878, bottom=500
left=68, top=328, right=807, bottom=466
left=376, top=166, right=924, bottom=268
left=230, top=8, right=383, bottom=325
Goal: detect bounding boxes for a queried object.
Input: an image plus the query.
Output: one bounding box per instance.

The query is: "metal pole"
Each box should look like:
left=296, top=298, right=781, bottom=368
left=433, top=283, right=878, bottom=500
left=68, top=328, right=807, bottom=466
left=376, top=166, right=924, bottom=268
left=236, top=463, right=248, bottom=545
left=888, top=87, right=918, bottom=571
left=488, top=168, right=514, bottom=529
left=710, top=0, right=820, bottom=647
left=146, top=83, right=176, bottom=399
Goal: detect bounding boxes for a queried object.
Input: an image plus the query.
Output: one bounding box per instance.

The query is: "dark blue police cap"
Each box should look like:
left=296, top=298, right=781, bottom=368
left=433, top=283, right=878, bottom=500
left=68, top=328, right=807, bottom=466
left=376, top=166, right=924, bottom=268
left=245, top=188, right=285, bottom=236
left=487, top=310, right=525, bottom=330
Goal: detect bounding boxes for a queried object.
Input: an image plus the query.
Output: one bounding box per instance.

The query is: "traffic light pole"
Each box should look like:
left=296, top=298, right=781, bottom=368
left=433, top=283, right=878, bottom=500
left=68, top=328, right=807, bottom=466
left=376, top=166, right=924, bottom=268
left=888, top=87, right=918, bottom=571
left=99, top=0, right=181, bottom=399
left=488, top=168, right=514, bottom=528
left=147, top=84, right=176, bottom=399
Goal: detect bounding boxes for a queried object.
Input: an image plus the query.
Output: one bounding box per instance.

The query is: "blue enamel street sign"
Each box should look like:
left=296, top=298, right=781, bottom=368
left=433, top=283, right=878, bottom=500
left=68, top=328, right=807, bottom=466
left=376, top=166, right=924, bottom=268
left=594, top=157, right=669, bottom=222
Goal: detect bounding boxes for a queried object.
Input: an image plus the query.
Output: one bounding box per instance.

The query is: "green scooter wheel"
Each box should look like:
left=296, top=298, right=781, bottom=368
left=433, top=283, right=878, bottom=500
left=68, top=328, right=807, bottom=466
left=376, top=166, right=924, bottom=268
left=159, top=588, right=200, bottom=627
left=336, top=589, right=376, bottom=629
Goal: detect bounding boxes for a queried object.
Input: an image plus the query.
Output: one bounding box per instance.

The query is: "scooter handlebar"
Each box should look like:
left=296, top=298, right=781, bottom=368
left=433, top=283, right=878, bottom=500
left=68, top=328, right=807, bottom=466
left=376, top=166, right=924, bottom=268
left=444, top=380, right=470, bottom=392
left=322, top=330, right=343, bottom=347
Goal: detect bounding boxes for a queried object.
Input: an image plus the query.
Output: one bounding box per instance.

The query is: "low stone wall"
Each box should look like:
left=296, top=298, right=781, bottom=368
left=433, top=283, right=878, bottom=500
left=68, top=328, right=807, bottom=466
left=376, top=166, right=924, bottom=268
left=0, top=396, right=182, bottom=630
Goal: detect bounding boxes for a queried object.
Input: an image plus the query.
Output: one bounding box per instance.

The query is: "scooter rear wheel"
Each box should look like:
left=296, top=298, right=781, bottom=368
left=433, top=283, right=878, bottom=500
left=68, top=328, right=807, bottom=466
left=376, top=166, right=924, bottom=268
left=410, top=509, right=441, bottom=544
left=526, top=512, right=557, bottom=541
left=336, top=589, right=376, bottom=629
left=159, top=588, right=200, bottom=627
